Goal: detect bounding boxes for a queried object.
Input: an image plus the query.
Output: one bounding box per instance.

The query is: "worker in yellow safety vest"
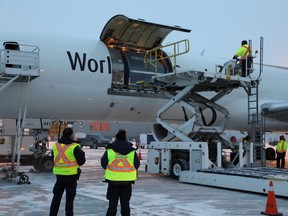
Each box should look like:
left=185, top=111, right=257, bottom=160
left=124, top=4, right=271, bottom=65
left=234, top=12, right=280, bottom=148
left=276, top=135, right=288, bottom=169
left=232, top=40, right=253, bottom=77
left=49, top=128, right=86, bottom=216
left=101, top=129, right=140, bottom=216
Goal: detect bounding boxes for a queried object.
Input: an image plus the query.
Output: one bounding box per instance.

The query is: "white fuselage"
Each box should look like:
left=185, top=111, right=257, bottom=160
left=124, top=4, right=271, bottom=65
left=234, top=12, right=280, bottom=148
left=0, top=31, right=287, bottom=131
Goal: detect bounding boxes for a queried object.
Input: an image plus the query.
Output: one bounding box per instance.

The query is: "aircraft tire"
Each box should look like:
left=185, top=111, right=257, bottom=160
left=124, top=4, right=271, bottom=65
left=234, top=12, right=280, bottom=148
left=171, top=159, right=189, bottom=179
left=266, top=147, right=276, bottom=160
left=33, top=156, right=43, bottom=171
left=39, top=155, right=54, bottom=173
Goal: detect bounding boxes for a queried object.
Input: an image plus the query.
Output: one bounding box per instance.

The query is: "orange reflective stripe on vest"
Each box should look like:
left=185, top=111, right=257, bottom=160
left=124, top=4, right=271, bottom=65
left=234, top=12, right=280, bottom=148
left=104, top=149, right=137, bottom=181
left=54, top=143, right=78, bottom=167
left=107, top=157, right=136, bottom=172
left=241, top=45, right=250, bottom=60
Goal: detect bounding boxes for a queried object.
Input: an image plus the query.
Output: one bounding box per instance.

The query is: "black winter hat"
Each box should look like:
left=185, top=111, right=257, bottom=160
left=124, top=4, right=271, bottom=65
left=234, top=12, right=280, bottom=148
left=241, top=40, right=248, bottom=45
left=62, top=128, right=73, bottom=138
left=116, top=129, right=126, bottom=140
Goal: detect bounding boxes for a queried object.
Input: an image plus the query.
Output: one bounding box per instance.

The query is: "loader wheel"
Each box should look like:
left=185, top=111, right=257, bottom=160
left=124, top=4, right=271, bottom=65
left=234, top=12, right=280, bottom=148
left=266, top=147, right=276, bottom=160
left=17, top=174, right=30, bottom=185
left=39, top=155, right=54, bottom=173
left=171, top=159, right=189, bottom=179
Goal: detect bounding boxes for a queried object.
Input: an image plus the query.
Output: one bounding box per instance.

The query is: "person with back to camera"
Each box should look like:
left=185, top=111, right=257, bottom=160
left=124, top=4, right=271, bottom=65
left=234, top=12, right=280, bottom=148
left=49, top=128, right=86, bottom=216
left=232, top=40, right=253, bottom=77
left=276, top=135, right=288, bottom=168
left=101, top=129, right=140, bottom=216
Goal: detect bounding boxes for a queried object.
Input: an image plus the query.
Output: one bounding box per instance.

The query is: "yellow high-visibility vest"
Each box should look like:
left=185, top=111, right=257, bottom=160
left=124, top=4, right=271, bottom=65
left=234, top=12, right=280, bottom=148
left=236, top=44, right=252, bottom=60
left=276, top=140, right=288, bottom=153
left=52, top=143, right=79, bottom=175
left=104, top=149, right=137, bottom=181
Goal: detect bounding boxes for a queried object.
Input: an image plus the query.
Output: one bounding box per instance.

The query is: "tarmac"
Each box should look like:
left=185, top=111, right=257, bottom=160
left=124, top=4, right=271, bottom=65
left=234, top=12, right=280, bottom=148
left=1, top=148, right=288, bottom=216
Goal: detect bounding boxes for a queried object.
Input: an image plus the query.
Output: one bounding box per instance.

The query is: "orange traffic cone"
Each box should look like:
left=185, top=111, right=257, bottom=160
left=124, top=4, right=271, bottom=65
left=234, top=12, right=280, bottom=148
left=261, top=181, right=283, bottom=216
left=138, top=148, right=142, bottom=160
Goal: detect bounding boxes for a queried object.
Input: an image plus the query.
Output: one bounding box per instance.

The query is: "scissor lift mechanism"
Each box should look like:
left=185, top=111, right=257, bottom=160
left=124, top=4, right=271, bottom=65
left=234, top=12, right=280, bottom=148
left=147, top=70, right=288, bottom=198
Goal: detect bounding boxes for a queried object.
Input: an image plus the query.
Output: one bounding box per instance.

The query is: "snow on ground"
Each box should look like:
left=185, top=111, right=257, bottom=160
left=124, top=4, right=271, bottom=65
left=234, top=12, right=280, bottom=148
left=1, top=148, right=288, bottom=216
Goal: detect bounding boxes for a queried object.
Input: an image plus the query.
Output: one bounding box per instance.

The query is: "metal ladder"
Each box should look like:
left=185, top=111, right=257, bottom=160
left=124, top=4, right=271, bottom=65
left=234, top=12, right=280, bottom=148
left=248, top=82, right=259, bottom=125
left=247, top=37, right=264, bottom=163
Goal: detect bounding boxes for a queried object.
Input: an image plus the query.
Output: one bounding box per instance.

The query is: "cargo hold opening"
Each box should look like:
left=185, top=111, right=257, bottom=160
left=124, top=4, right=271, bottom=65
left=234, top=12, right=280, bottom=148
left=100, top=14, right=191, bottom=90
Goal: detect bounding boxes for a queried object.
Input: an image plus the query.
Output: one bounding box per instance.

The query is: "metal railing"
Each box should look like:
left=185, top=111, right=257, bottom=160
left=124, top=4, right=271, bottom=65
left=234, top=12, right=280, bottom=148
left=1, top=43, right=40, bottom=77
left=144, top=39, right=190, bottom=76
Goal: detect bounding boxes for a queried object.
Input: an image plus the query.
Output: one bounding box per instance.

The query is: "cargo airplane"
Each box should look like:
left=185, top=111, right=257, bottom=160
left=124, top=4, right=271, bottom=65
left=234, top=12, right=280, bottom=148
left=1, top=14, right=288, bottom=167
left=0, top=14, right=288, bottom=131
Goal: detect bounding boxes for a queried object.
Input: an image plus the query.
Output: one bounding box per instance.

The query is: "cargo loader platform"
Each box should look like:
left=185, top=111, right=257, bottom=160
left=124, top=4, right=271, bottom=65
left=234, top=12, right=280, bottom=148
left=180, top=167, right=288, bottom=198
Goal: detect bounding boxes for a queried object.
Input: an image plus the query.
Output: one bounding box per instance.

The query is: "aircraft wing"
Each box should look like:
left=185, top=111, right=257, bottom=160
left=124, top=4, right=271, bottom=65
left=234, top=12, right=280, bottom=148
left=100, top=14, right=191, bottom=50
left=261, top=102, right=288, bottom=122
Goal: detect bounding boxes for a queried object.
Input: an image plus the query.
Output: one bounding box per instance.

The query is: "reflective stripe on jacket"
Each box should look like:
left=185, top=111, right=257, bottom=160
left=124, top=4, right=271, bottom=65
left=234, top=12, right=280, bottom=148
left=236, top=44, right=252, bottom=60
left=52, top=143, right=80, bottom=175
left=104, top=149, right=137, bottom=181
left=276, top=140, right=288, bottom=153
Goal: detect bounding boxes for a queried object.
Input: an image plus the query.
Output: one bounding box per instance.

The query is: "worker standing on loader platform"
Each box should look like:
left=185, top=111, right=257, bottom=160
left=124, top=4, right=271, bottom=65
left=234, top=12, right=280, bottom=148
left=276, top=135, right=288, bottom=169
left=232, top=40, right=252, bottom=77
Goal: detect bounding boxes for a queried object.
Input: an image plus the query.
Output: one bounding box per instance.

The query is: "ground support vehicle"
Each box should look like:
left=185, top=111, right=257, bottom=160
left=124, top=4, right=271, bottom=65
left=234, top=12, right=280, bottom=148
left=148, top=140, right=288, bottom=197
left=77, top=134, right=111, bottom=149
left=146, top=40, right=288, bottom=198
left=139, top=133, right=155, bottom=149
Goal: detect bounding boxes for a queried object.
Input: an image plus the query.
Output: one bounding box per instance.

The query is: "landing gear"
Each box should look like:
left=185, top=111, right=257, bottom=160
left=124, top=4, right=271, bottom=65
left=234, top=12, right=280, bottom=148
left=39, top=155, right=54, bottom=172
left=33, top=155, right=42, bottom=171
left=33, top=155, right=53, bottom=172
left=30, top=130, right=54, bottom=173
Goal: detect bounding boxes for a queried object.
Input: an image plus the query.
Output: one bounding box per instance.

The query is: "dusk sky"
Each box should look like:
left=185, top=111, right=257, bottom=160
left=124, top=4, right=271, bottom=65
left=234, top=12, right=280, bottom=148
left=1, top=0, right=287, bottom=67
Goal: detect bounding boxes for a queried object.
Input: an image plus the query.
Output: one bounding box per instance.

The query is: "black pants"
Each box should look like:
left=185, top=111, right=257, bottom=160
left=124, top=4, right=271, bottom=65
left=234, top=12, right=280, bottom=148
left=276, top=152, right=286, bottom=168
left=50, top=175, right=77, bottom=216
left=106, top=183, right=132, bottom=216
left=241, top=57, right=252, bottom=77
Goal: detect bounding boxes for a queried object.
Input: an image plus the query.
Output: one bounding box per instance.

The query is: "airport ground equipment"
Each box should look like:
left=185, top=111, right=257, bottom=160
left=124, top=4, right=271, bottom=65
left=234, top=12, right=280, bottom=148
left=0, top=43, right=44, bottom=177
left=0, top=164, right=30, bottom=184
left=101, top=22, right=280, bottom=197
left=144, top=38, right=288, bottom=198
left=0, top=42, right=53, bottom=171
left=0, top=42, right=53, bottom=172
